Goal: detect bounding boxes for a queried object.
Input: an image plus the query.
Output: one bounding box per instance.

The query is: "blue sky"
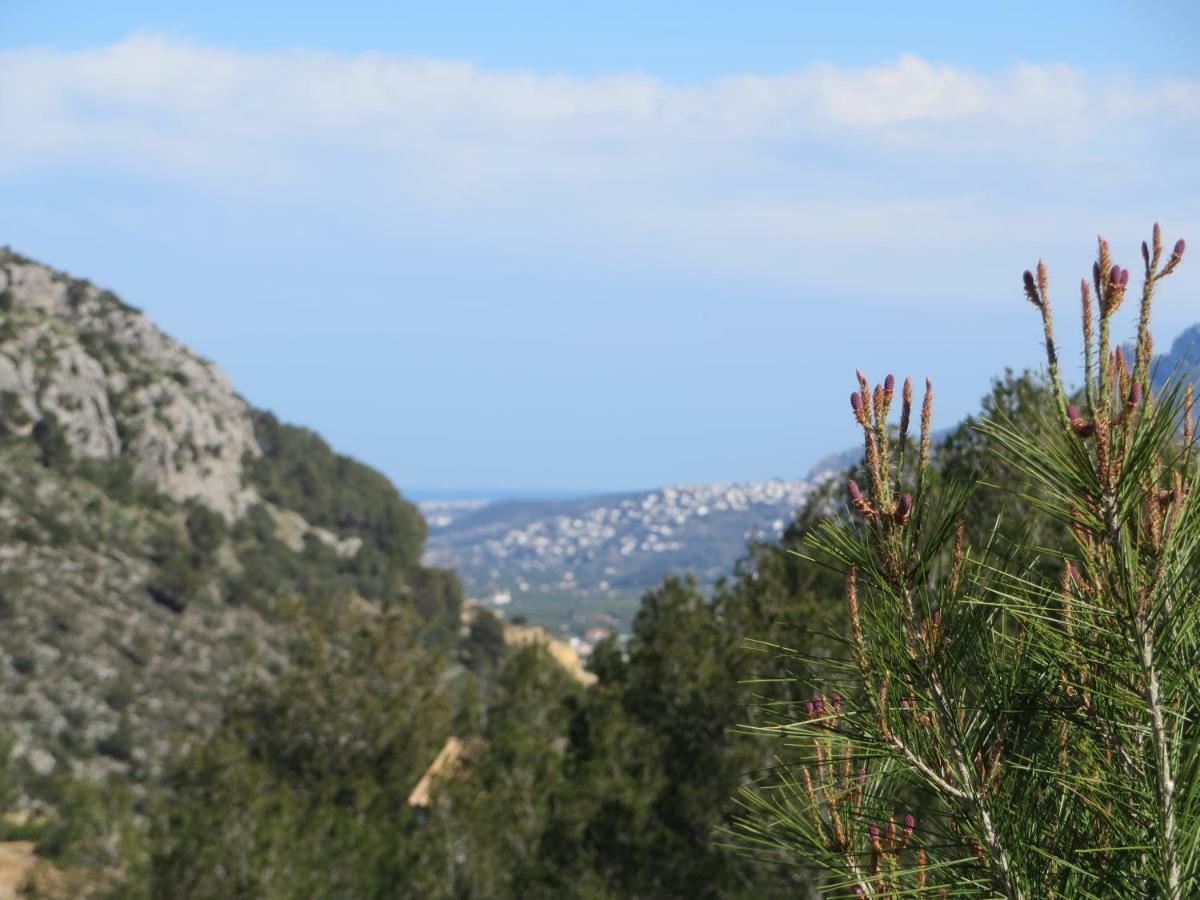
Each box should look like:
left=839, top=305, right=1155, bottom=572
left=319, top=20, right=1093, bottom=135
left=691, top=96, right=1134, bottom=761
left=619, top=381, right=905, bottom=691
left=1, top=2, right=1198, bottom=495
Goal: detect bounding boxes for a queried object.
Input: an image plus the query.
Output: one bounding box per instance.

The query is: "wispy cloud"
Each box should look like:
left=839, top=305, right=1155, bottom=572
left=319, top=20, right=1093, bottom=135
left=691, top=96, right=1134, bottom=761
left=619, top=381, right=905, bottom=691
left=1, top=34, right=1197, bottom=295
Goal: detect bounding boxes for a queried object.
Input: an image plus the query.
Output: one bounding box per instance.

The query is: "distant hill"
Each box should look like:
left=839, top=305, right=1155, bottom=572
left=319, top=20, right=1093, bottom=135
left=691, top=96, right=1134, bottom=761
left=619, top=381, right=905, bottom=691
left=1149, top=324, right=1200, bottom=389
left=422, top=479, right=823, bottom=626
left=429, top=324, right=1200, bottom=631
left=805, top=427, right=961, bottom=480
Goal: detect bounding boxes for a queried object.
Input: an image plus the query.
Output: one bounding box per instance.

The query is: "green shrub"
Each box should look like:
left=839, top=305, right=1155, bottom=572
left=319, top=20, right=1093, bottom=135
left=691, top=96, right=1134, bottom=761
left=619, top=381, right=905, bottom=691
left=147, top=550, right=205, bottom=613
left=77, top=457, right=168, bottom=508
left=104, top=675, right=136, bottom=712
left=184, top=500, right=226, bottom=562
left=0, top=389, right=30, bottom=435
left=95, top=718, right=134, bottom=762
left=32, top=412, right=71, bottom=470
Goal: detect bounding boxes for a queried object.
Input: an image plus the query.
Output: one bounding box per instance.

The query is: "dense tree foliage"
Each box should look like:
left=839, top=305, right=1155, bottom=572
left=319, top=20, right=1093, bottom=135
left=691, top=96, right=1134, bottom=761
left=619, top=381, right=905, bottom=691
left=0, top=357, right=1089, bottom=900
left=96, top=365, right=1075, bottom=899
left=243, top=409, right=463, bottom=637
left=126, top=610, right=456, bottom=899
left=247, top=409, right=426, bottom=571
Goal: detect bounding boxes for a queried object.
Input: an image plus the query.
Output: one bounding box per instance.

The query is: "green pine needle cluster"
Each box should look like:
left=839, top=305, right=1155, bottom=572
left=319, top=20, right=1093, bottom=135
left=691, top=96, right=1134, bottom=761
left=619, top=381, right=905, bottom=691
left=736, top=225, right=1196, bottom=898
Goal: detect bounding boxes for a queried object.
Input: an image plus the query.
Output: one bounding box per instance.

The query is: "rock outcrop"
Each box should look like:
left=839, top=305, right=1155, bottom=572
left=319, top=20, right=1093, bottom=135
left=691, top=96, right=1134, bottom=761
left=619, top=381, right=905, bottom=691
left=0, top=250, right=259, bottom=520
left=0, top=248, right=422, bottom=795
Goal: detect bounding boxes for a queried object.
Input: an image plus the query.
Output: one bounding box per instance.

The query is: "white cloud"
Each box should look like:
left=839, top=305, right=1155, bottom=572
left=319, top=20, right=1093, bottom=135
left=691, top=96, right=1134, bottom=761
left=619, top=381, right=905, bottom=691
left=2, top=36, right=1193, bottom=171
left=0, top=34, right=1197, bottom=295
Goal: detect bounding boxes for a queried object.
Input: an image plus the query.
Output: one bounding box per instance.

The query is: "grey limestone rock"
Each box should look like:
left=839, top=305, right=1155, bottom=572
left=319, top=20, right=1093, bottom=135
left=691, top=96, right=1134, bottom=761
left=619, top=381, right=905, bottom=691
left=0, top=251, right=259, bottom=520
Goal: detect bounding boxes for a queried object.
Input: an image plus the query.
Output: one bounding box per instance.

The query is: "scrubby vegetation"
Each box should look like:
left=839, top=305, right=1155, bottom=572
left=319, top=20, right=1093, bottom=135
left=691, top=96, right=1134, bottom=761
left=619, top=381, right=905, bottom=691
left=247, top=409, right=426, bottom=570
left=2, top=229, right=1196, bottom=898
left=59, top=360, right=1080, bottom=900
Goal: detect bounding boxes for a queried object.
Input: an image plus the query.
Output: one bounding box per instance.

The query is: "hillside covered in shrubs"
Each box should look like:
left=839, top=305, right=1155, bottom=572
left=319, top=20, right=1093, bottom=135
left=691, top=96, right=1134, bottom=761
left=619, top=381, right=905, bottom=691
left=0, top=250, right=464, bottom=871
left=1, top=243, right=1198, bottom=897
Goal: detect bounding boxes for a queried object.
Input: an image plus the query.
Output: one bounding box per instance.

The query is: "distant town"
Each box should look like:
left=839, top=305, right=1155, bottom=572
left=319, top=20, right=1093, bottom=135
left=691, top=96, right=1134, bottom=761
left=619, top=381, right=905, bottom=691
left=422, top=477, right=833, bottom=643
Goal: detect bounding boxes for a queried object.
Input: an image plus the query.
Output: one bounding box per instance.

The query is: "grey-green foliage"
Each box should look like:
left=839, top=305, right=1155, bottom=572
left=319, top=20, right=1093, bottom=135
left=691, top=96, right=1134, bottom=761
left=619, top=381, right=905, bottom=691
left=246, top=409, right=427, bottom=572
left=736, top=227, right=1198, bottom=898
left=117, top=609, right=456, bottom=900
left=245, top=408, right=463, bottom=632
left=91, top=372, right=1080, bottom=900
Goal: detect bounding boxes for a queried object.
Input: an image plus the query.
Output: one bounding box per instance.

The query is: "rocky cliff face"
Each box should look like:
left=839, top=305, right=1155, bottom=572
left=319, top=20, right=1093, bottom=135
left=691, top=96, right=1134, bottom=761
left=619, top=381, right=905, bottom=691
left=0, top=249, right=448, bottom=798
left=0, top=250, right=259, bottom=520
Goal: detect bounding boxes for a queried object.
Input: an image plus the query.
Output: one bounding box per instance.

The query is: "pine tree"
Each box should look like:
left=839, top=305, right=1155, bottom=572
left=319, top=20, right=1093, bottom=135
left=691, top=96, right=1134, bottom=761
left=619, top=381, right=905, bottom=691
left=736, top=225, right=1195, bottom=897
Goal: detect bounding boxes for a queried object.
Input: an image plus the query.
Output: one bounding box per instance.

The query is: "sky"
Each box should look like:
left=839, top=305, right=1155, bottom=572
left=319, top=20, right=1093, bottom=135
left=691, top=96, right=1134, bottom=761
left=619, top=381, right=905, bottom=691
left=1, top=2, right=1198, bottom=496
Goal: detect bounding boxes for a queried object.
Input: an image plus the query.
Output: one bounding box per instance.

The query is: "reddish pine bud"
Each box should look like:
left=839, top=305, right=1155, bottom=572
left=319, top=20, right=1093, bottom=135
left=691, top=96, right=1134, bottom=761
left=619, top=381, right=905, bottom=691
left=904, top=813, right=916, bottom=830
left=1119, top=267, right=1130, bottom=287
left=1022, top=270, right=1039, bottom=305
left=868, top=822, right=881, bottom=840
left=899, top=377, right=913, bottom=436
left=1142, top=241, right=1150, bottom=267
left=805, top=699, right=816, bottom=718
left=831, top=691, right=843, bottom=712
left=1068, top=404, right=1094, bottom=437
left=1158, top=238, right=1186, bottom=276
left=893, top=493, right=913, bottom=526
left=884, top=373, right=895, bottom=394
left=850, top=392, right=865, bottom=421
left=847, top=479, right=874, bottom=516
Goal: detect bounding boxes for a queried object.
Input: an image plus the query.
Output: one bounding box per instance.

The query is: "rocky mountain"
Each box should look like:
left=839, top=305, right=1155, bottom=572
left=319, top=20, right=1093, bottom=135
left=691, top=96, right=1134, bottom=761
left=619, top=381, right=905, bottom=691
left=1148, top=323, right=1200, bottom=388
left=0, top=254, right=259, bottom=519
left=0, top=248, right=456, bottom=797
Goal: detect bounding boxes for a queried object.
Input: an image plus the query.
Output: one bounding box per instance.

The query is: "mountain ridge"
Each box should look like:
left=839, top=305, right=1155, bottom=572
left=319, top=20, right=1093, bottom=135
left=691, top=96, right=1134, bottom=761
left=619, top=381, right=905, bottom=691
left=0, top=248, right=261, bottom=520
